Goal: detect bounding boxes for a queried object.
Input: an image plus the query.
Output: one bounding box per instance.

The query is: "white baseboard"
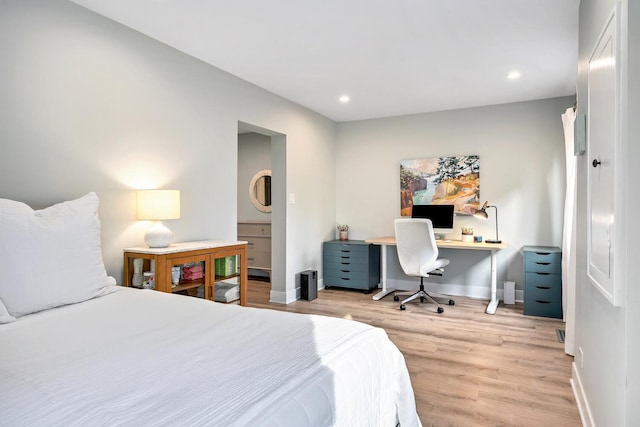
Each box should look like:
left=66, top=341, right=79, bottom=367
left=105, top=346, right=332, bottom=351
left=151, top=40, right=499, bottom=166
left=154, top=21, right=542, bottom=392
left=315, top=278, right=524, bottom=303
left=269, top=288, right=297, bottom=304
left=386, top=278, right=513, bottom=301
left=571, top=362, right=594, bottom=427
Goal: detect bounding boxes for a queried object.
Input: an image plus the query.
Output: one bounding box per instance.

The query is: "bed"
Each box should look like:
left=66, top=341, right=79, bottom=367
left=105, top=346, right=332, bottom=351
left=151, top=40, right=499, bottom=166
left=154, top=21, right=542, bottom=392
left=0, top=193, right=420, bottom=426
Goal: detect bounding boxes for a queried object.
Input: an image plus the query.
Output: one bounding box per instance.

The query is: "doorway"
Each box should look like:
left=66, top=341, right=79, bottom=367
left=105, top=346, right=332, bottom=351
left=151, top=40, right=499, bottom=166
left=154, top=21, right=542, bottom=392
left=237, top=121, right=286, bottom=303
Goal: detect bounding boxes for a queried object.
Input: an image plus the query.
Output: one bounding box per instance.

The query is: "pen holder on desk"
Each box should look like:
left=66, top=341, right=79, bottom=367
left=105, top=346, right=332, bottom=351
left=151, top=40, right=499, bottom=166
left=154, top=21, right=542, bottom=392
left=461, top=227, right=474, bottom=243
left=474, top=235, right=483, bottom=243
left=461, top=234, right=474, bottom=243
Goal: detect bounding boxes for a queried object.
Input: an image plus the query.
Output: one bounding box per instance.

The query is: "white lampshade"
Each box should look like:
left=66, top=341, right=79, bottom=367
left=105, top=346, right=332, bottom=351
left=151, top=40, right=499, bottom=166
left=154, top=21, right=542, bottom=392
left=137, top=190, right=181, bottom=248
left=137, top=190, right=181, bottom=221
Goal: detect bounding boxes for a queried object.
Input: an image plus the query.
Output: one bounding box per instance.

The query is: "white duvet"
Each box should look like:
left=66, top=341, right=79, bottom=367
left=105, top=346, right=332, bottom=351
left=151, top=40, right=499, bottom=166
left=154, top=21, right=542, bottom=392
left=0, top=287, right=420, bottom=426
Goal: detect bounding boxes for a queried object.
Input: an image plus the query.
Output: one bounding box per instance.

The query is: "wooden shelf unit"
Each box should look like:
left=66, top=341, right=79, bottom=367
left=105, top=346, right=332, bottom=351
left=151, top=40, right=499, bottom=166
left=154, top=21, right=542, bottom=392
left=123, top=240, right=248, bottom=306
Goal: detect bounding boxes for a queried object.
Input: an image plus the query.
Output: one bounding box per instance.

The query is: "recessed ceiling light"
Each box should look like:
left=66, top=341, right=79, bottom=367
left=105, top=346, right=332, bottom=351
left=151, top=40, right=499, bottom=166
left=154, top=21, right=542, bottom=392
left=506, top=71, right=521, bottom=80
left=339, top=95, right=350, bottom=103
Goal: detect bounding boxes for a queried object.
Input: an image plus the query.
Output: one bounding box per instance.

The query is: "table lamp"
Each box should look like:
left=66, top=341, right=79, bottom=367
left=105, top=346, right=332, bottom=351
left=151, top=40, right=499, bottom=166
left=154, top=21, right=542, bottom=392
left=137, top=189, right=181, bottom=248
left=473, top=201, right=502, bottom=244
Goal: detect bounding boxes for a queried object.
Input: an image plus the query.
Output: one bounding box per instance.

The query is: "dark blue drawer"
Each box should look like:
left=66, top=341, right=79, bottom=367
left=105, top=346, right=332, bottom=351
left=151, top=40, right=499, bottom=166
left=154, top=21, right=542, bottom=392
left=524, top=250, right=561, bottom=265
left=323, top=261, right=370, bottom=275
left=323, top=242, right=369, bottom=255
left=525, top=275, right=561, bottom=298
left=323, top=251, right=370, bottom=265
left=324, top=272, right=370, bottom=289
left=524, top=259, right=561, bottom=274
left=523, top=297, right=562, bottom=318
left=525, top=272, right=561, bottom=290
left=323, top=245, right=369, bottom=266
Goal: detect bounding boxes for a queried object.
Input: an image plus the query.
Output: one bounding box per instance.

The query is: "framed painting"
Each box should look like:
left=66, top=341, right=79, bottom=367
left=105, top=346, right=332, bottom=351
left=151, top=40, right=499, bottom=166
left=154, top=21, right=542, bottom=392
left=400, top=155, right=480, bottom=216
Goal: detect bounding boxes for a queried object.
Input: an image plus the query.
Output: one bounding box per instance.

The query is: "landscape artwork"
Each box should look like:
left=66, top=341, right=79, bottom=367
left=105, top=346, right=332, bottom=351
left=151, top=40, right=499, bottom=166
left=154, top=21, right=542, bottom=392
left=400, top=155, right=480, bottom=216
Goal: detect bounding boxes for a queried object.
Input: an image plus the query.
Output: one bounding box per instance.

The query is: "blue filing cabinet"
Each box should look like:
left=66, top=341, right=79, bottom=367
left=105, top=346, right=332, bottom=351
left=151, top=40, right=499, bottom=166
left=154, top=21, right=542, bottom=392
left=323, top=240, right=380, bottom=293
left=523, top=246, right=562, bottom=318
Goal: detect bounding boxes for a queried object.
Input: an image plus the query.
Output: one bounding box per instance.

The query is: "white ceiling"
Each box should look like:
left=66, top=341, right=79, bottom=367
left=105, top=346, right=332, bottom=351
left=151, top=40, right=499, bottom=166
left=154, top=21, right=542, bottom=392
left=71, top=0, right=579, bottom=122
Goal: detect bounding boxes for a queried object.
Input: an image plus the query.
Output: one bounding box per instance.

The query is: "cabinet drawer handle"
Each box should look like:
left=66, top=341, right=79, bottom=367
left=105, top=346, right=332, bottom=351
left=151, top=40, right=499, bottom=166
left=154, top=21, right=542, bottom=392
left=535, top=272, right=550, bottom=276
left=248, top=242, right=255, bottom=246
left=535, top=286, right=551, bottom=290
left=535, top=300, right=551, bottom=304
left=341, top=277, right=350, bottom=281
left=340, top=270, right=350, bottom=273
left=340, top=256, right=350, bottom=260
left=248, top=257, right=255, bottom=261
left=341, top=262, right=350, bottom=265
left=535, top=262, right=550, bottom=266
left=535, top=252, right=551, bottom=255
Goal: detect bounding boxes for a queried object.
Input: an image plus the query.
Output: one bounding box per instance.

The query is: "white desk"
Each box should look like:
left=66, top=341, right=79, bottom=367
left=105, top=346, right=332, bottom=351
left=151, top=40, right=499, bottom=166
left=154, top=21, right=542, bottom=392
left=365, top=236, right=507, bottom=314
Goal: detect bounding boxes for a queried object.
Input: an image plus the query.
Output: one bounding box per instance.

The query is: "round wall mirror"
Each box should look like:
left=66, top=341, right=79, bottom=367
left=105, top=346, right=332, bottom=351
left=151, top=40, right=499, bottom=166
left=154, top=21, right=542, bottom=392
left=249, top=169, right=272, bottom=213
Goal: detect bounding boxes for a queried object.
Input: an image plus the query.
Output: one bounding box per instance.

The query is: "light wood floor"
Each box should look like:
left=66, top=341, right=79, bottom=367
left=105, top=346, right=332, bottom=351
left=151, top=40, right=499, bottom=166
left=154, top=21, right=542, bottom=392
left=247, top=280, right=582, bottom=427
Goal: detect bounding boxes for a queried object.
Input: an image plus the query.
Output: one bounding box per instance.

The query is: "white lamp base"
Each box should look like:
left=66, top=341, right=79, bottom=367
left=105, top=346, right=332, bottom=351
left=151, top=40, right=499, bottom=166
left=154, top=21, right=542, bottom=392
left=144, top=221, right=174, bottom=248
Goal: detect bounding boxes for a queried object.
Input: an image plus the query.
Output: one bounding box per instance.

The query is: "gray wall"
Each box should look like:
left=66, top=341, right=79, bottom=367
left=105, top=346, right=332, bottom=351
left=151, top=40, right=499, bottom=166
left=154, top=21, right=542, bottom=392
left=574, top=0, right=639, bottom=425
left=0, top=0, right=337, bottom=303
left=335, top=97, right=572, bottom=296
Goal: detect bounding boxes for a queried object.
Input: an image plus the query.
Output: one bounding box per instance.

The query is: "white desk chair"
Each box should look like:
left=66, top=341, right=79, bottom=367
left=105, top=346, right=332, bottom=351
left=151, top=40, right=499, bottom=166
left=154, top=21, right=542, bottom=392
left=394, top=218, right=455, bottom=313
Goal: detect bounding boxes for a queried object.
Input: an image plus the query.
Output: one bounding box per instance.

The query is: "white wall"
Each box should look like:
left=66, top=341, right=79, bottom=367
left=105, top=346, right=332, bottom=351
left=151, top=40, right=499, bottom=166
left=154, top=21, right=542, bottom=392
left=335, top=97, right=573, bottom=296
left=626, top=0, right=640, bottom=422
left=574, top=0, right=639, bottom=425
left=0, top=0, right=337, bottom=303
left=238, top=132, right=271, bottom=222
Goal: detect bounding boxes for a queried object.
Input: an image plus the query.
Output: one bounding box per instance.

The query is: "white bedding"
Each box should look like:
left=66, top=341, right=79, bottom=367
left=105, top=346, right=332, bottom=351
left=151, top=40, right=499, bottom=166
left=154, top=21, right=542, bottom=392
left=0, top=287, right=420, bottom=426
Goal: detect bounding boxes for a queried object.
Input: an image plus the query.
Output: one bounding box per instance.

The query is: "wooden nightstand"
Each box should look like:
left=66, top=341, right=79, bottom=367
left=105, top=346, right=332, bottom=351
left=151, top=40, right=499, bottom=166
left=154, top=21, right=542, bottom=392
left=123, top=240, right=248, bottom=306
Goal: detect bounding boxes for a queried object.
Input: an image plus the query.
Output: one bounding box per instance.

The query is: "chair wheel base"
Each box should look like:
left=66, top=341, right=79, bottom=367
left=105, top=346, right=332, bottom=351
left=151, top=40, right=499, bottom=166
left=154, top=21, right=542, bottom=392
left=448, top=299, right=455, bottom=306
left=393, top=295, right=399, bottom=301
left=400, top=304, right=406, bottom=311
left=437, top=307, right=444, bottom=314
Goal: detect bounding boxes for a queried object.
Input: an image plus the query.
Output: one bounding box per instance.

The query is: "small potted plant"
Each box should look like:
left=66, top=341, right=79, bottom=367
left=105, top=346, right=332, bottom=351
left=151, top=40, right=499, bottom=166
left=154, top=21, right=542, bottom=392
left=461, top=226, right=474, bottom=243
left=337, top=224, right=349, bottom=241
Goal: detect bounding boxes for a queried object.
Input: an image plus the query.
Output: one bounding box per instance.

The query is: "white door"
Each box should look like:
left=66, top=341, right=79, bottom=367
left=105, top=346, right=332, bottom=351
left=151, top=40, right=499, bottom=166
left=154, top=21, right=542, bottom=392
left=587, top=7, right=619, bottom=305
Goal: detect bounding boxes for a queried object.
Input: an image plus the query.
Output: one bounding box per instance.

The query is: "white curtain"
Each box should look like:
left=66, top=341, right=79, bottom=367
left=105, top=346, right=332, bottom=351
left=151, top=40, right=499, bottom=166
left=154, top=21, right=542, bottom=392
left=561, top=107, right=577, bottom=356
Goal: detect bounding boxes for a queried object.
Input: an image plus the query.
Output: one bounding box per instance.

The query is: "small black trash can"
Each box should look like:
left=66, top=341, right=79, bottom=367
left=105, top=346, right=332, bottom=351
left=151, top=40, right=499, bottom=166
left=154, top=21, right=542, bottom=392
left=300, top=270, right=317, bottom=301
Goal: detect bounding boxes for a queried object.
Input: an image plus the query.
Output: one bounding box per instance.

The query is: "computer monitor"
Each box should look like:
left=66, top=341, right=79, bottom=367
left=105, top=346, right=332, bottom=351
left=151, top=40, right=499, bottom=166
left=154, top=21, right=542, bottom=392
left=411, top=204, right=455, bottom=237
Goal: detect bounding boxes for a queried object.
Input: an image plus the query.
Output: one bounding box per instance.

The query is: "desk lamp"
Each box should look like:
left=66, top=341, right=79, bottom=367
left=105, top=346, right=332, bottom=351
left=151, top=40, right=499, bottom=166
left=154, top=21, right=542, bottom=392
left=137, top=189, right=180, bottom=248
left=473, top=201, right=502, bottom=244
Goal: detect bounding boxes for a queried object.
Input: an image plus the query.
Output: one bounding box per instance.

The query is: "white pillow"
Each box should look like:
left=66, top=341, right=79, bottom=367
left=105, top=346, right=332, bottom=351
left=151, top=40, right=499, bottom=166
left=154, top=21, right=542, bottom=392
left=0, top=299, right=16, bottom=324
left=0, top=192, right=111, bottom=317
